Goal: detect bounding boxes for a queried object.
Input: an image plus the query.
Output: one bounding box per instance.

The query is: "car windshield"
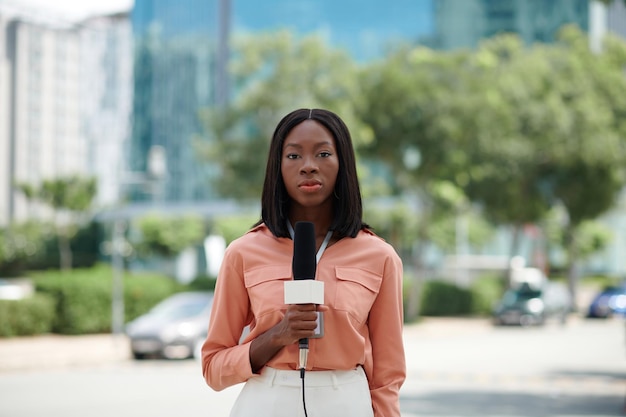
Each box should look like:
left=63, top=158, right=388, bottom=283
left=502, top=288, right=542, bottom=306
left=149, top=295, right=211, bottom=320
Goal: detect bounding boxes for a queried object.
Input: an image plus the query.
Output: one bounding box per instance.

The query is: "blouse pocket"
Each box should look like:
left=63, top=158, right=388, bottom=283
left=244, top=265, right=292, bottom=317
left=333, top=267, right=382, bottom=324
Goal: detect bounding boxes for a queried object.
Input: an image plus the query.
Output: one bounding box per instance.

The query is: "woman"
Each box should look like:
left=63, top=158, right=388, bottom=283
left=201, top=108, right=405, bottom=417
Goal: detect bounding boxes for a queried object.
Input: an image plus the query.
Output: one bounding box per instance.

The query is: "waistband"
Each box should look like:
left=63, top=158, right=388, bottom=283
left=255, top=366, right=367, bottom=388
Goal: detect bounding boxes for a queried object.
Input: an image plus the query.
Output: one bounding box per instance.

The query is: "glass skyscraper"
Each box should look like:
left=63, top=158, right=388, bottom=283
left=129, top=0, right=435, bottom=202
left=129, top=0, right=592, bottom=203
left=130, top=0, right=218, bottom=201
left=433, top=0, right=589, bottom=50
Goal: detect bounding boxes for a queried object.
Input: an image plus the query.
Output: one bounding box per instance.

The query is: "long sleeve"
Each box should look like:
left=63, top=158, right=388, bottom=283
left=367, top=250, right=406, bottom=417
left=201, top=243, right=255, bottom=391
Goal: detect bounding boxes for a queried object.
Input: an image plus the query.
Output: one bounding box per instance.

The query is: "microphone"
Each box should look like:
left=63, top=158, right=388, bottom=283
left=284, top=221, right=324, bottom=370
left=292, top=221, right=316, bottom=356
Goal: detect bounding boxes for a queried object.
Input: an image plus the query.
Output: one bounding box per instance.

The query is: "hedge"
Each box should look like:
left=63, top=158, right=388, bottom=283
left=31, top=264, right=183, bottom=335
left=0, top=294, right=55, bottom=337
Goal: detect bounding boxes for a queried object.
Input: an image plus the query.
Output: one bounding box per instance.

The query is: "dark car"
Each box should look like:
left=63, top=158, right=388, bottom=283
left=587, top=285, right=626, bottom=318
left=125, top=291, right=213, bottom=360
left=493, top=282, right=571, bottom=327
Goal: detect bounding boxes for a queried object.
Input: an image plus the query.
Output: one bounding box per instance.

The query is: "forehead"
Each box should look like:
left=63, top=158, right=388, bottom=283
left=283, top=120, right=336, bottom=146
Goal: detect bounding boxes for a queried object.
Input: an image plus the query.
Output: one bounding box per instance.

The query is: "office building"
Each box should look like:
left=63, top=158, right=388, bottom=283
left=0, top=5, right=132, bottom=225
left=129, top=0, right=435, bottom=203
left=80, top=12, right=133, bottom=208
left=433, top=0, right=589, bottom=50
left=0, top=15, right=85, bottom=224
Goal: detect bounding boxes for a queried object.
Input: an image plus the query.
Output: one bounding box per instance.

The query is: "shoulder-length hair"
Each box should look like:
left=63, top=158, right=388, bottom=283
left=255, top=108, right=365, bottom=238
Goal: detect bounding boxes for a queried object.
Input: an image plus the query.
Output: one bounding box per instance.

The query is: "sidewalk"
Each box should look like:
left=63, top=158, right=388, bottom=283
left=0, top=333, right=131, bottom=373
left=0, top=317, right=494, bottom=373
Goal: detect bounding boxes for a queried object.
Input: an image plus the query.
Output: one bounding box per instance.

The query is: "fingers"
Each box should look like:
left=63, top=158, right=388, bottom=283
left=279, top=304, right=322, bottom=343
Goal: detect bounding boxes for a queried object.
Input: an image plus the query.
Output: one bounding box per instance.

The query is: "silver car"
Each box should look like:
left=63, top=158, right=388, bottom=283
left=125, top=291, right=213, bottom=360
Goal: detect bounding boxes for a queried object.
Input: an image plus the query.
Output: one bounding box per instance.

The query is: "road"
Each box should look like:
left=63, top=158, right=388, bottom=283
left=0, top=316, right=623, bottom=417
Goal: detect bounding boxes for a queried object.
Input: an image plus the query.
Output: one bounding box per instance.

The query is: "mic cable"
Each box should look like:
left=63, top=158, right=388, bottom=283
left=299, top=339, right=309, bottom=417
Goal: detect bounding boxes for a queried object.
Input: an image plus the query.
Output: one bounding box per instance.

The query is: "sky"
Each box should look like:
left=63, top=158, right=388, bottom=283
left=1, top=0, right=133, bottom=21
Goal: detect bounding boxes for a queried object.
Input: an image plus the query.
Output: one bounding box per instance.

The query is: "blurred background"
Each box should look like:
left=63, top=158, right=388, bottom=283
left=1, top=1, right=626, bottom=416
left=1, top=0, right=626, bottom=323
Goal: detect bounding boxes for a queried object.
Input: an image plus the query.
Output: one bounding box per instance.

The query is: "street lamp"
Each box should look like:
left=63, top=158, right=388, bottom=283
left=110, top=145, right=168, bottom=337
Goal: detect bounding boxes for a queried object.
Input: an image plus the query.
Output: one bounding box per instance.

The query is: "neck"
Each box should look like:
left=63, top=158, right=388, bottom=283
left=288, top=208, right=334, bottom=241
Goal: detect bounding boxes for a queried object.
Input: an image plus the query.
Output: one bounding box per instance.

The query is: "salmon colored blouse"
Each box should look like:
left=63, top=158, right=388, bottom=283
left=201, top=224, right=406, bottom=417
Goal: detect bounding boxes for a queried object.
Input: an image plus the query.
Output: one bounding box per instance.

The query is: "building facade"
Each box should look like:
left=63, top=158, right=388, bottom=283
left=0, top=5, right=132, bottom=226
left=129, top=0, right=435, bottom=203
left=434, top=0, right=589, bottom=50
left=80, top=13, right=133, bottom=208
left=0, top=16, right=85, bottom=224
left=130, top=0, right=217, bottom=202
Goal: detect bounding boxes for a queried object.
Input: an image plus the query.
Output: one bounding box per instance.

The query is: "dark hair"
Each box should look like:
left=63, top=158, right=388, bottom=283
left=255, top=108, right=365, bottom=238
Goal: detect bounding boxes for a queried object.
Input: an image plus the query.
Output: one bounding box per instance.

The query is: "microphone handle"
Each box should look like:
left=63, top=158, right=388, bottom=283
left=299, top=337, right=309, bottom=349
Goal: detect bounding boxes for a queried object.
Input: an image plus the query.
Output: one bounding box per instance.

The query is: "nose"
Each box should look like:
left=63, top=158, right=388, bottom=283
left=300, top=155, right=318, bottom=174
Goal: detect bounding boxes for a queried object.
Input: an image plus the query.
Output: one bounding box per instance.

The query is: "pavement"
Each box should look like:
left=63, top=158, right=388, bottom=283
left=0, top=317, right=493, bottom=373
left=0, top=333, right=132, bottom=373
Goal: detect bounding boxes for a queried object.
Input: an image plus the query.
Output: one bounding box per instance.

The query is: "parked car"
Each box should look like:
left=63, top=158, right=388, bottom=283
left=493, top=281, right=571, bottom=327
left=125, top=291, right=213, bottom=360
left=586, top=284, right=626, bottom=318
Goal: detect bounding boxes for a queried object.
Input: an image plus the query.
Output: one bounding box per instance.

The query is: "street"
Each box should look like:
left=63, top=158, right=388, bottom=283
left=0, top=316, right=623, bottom=417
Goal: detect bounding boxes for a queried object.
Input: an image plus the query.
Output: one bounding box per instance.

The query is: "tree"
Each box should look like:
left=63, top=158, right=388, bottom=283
left=0, top=221, right=53, bottom=276
left=540, top=27, right=626, bottom=303
left=134, top=213, right=206, bottom=259
left=357, top=42, right=505, bottom=318
left=359, top=27, right=626, bottom=307
left=196, top=30, right=373, bottom=200
left=17, top=176, right=97, bottom=271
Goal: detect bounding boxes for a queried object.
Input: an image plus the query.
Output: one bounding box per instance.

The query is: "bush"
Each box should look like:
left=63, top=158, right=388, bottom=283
left=124, top=270, right=185, bottom=322
left=31, top=264, right=182, bottom=334
left=186, top=275, right=218, bottom=292
left=0, top=294, right=55, bottom=337
left=469, top=274, right=505, bottom=315
left=420, top=280, right=473, bottom=316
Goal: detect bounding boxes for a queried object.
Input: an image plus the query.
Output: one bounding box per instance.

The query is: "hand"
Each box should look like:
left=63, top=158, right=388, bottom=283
left=249, top=304, right=329, bottom=373
left=273, top=304, right=329, bottom=346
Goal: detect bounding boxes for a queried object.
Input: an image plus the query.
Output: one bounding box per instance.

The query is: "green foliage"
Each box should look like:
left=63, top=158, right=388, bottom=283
left=212, top=214, right=260, bottom=245
left=0, top=294, right=55, bottom=337
left=359, top=27, right=626, bottom=301
left=364, top=200, right=419, bottom=249
left=581, top=274, right=622, bottom=290
left=469, top=275, right=505, bottom=315
left=414, top=277, right=503, bottom=318
left=186, top=275, right=218, bottom=292
left=31, top=264, right=182, bottom=334
left=196, top=30, right=374, bottom=200
left=420, top=281, right=473, bottom=316
left=25, top=221, right=102, bottom=271
left=134, top=213, right=206, bottom=258
left=16, top=175, right=98, bottom=271
left=0, top=221, right=53, bottom=276
left=38, top=176, right=97, bottom=212
left=123, top=270, right=187, bottom=322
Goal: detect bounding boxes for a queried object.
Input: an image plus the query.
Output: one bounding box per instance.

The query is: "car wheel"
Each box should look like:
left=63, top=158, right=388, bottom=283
left=519, top=314, right=534, bottom=327
left=132, top=351, right=147, bottom=360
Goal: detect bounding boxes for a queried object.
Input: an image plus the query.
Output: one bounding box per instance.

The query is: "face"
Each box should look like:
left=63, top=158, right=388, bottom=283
left=281, top=120, right=339, bottom=213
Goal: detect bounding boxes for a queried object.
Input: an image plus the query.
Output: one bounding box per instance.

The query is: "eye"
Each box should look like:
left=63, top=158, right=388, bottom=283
left=286, top=153, right=300, bottom=160
left=319, top=151, right=332, bottom=158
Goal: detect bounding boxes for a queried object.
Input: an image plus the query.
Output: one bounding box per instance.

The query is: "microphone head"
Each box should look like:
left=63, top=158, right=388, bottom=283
left=292, top=221, right=316, bottom=280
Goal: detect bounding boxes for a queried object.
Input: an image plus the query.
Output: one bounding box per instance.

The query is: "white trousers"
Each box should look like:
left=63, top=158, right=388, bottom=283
left=229, top=366, right=374, bottom=417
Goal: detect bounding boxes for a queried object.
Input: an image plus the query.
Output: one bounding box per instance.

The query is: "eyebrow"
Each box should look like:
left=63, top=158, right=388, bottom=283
left=284, top=141, right=334, bottom=149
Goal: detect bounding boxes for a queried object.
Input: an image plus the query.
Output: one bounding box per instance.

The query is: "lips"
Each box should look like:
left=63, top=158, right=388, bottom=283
left=298, top=180, right=322, bottom=193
